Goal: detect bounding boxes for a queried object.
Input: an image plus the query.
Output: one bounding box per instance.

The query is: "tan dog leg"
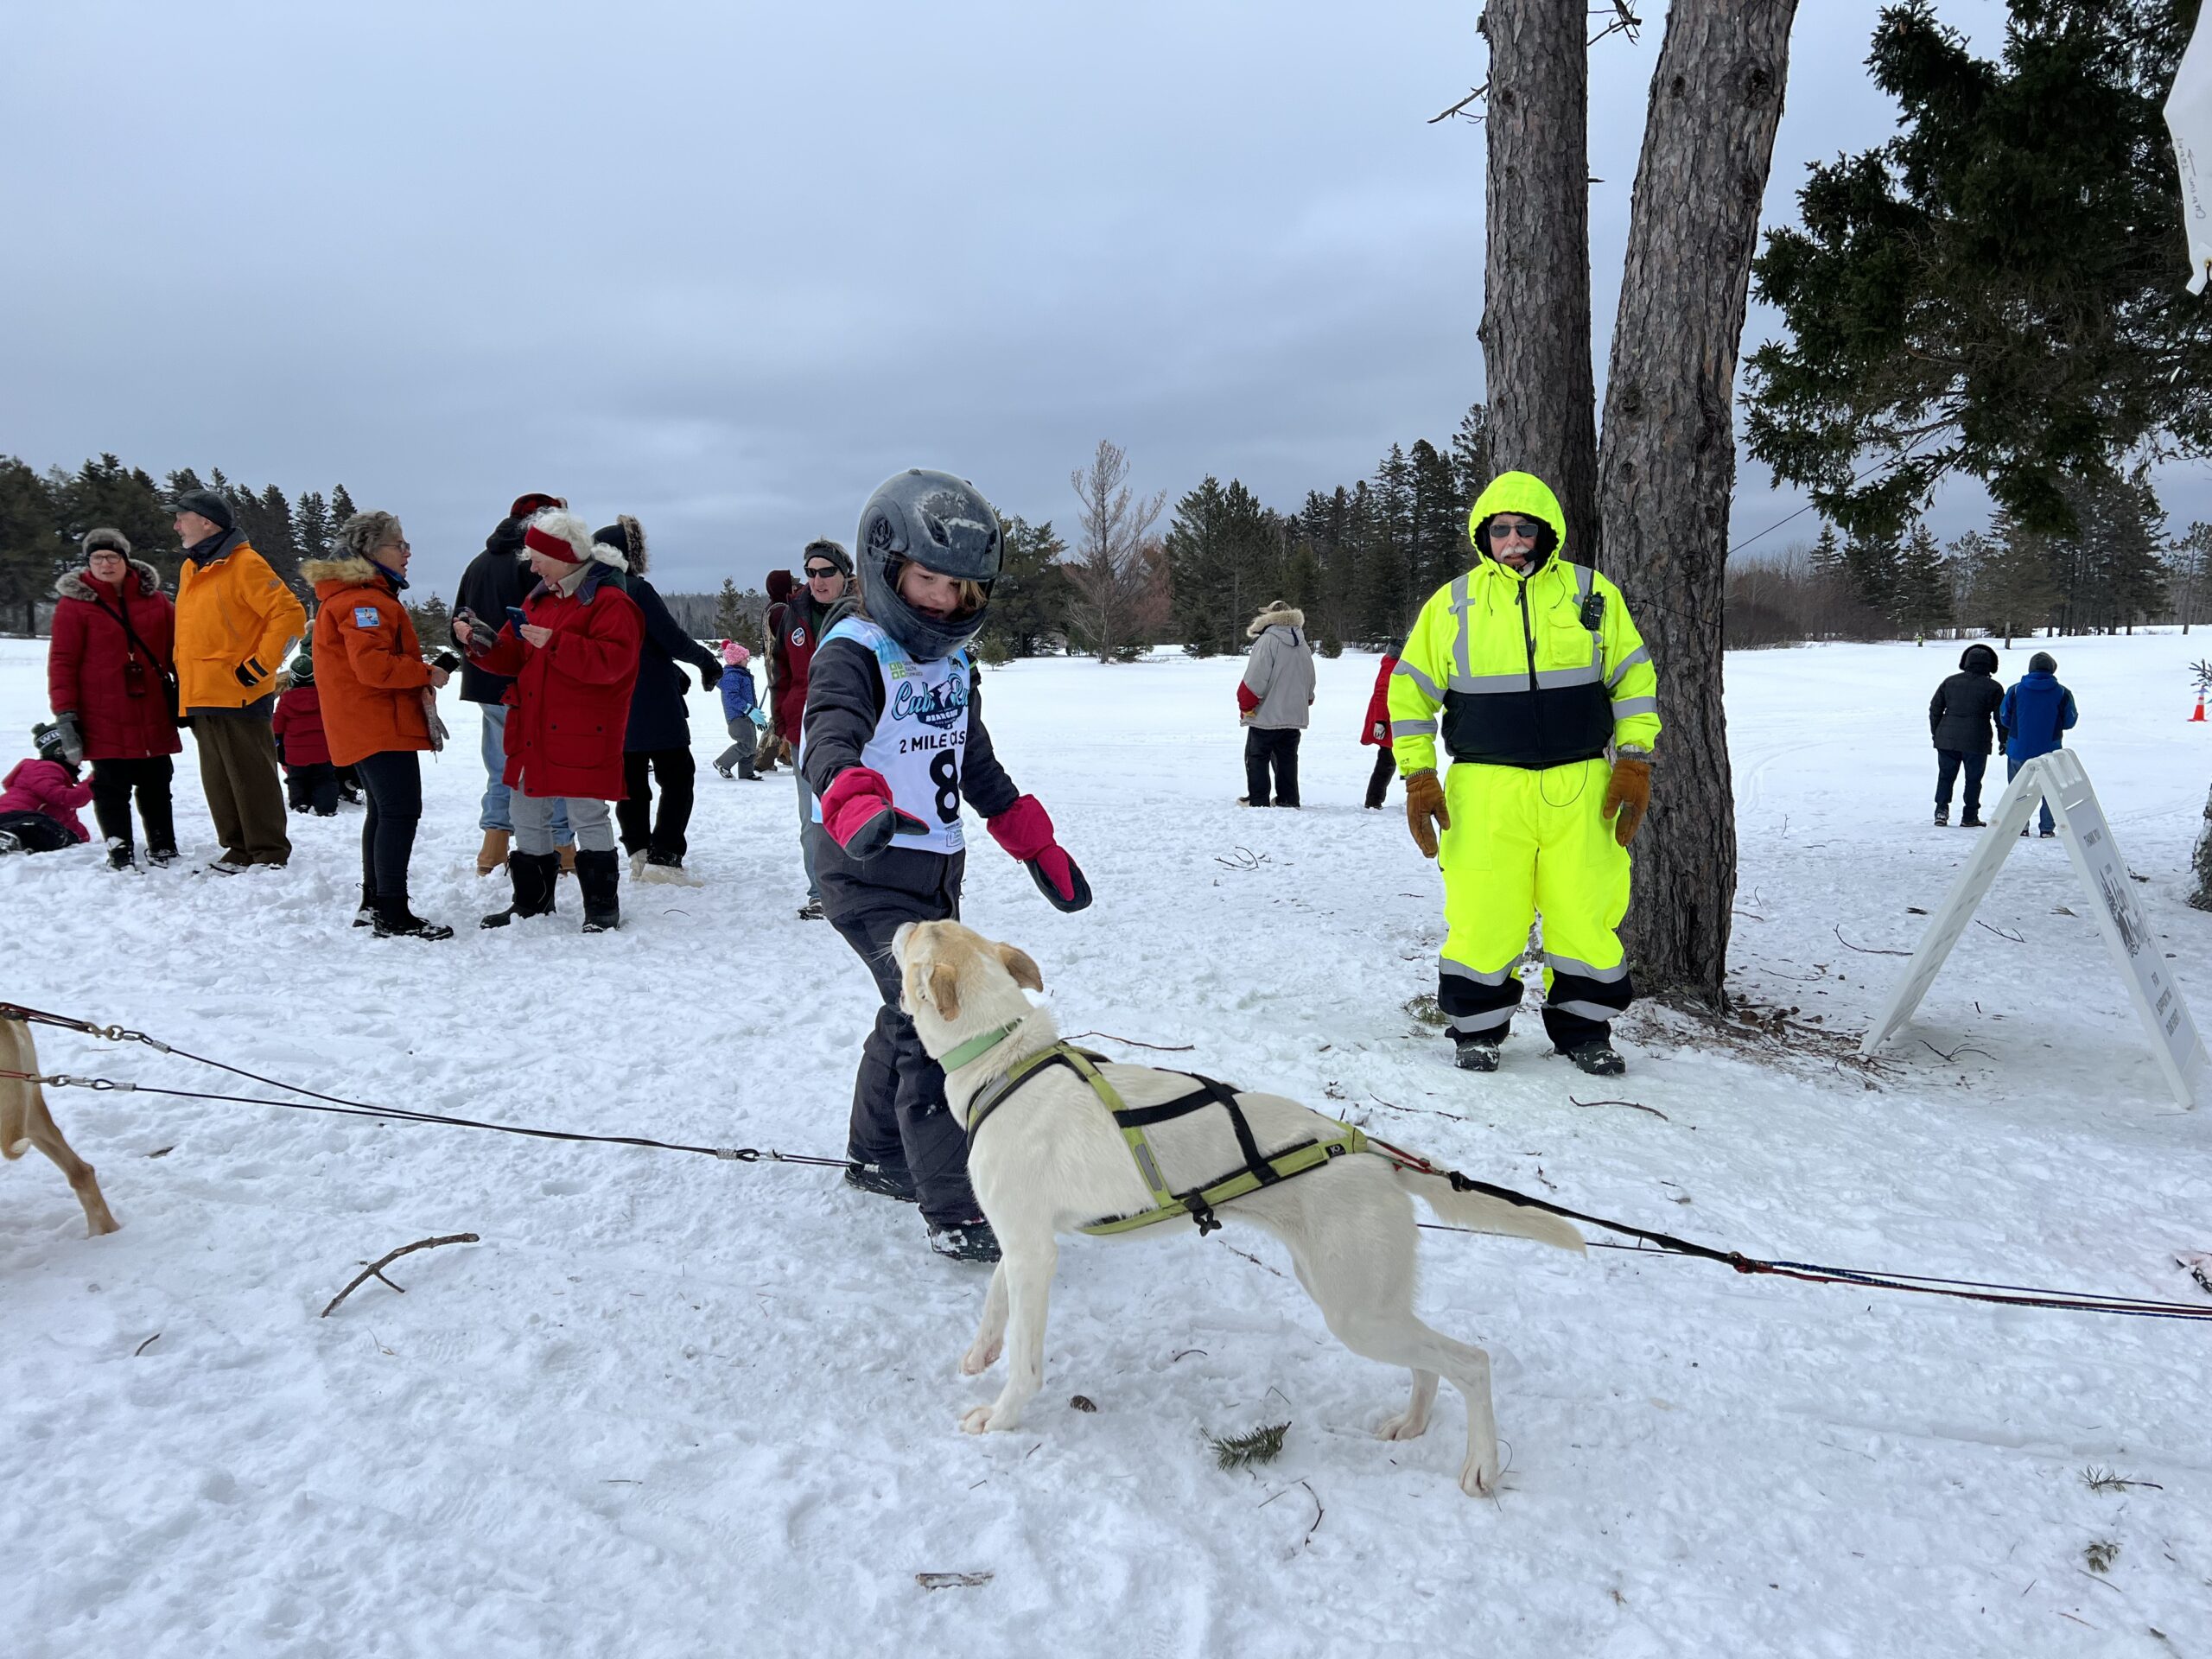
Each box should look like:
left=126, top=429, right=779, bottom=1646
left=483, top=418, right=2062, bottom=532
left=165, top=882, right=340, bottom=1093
left=2, top=1020, right=120, bottom=1237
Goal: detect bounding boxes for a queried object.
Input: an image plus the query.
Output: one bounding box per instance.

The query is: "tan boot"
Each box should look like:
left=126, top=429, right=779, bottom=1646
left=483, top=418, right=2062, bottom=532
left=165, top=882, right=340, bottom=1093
left=558, top=844, right=577, bottom=879
left=476, top=828, right=511, bottom=876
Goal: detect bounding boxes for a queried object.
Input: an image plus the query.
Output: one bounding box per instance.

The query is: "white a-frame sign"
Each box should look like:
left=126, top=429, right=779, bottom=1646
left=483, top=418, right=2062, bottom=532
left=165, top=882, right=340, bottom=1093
left=1861, top=750, right=2208, bottom=1108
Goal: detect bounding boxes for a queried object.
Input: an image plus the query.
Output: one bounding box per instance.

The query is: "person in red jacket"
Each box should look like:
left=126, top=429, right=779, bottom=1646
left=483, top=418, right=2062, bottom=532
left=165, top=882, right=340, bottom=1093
left=454, top=511, right=643, bottom=934
left=768, top=538, right=851, bottom=918
left=0, top=725, right=96, bottom=853
left=272, top=653, right=339, bottom=817
left=1362, top=651, right=1400, bottom=810
left=45, top=529, right=181, bottom=868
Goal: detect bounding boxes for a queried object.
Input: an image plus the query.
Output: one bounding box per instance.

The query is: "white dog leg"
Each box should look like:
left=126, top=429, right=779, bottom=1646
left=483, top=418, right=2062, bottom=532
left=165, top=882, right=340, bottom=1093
left=1379, top=1370, right=1441, bottom=1441
left=962, top=1261, right=1009, bottom=1375
left=960, top=1236, right=1057, bottom=1434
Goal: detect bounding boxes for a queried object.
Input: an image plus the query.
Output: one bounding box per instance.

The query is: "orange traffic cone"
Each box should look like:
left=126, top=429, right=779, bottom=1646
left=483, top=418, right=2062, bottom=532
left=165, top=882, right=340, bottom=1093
left=2194, top=697, right=2207, bottom=722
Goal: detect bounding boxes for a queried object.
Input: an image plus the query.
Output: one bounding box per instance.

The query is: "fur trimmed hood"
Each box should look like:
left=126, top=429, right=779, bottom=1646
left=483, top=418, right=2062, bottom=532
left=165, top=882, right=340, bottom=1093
left=592, top=515, right=649, bottom=574
left=524, top=509, right=628, bottom=571
left=56, top=557, right=164, bottom=602
left=300, top=555, right=384, bottom=590
left=1246, top=600, right=1305, bottom=639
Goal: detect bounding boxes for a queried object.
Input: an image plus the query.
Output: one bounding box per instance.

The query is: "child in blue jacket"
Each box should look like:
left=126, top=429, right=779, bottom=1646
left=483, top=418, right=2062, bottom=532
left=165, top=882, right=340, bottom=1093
left=1997, top=651, right=2078, bottom=837
left=714, top=642, right=761, bottom=779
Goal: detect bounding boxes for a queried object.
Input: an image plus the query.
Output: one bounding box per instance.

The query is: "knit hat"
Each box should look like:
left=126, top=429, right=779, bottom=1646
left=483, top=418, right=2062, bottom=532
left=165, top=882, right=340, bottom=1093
left=509, top=492, right=566, bottom=520
left=523, top=510, right=626, bottom=570
left=721, top=640, right=749, bottom=667
left=81, top=527, right=132, bottom=558
left=802, top=537, right=853, bottom=577
left=2029, top=651, right=2056, bottom=674
left=288, top=651, right=315, bottom=684
left=33, top=721, right=68, bottom=765
left=170, top=488, right=236, bottom=534
left=765, top=569, right=795, bottom=603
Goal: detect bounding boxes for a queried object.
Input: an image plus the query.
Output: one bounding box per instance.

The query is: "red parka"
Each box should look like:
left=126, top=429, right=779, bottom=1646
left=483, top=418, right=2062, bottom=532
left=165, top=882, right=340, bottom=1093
left=46, top=560, right=182, bottom=761
left=271, top=683, right=333, bottom=767
left=1361, top=653, right=1398, bottom=747
left=472, top=561, right=643, bottom=799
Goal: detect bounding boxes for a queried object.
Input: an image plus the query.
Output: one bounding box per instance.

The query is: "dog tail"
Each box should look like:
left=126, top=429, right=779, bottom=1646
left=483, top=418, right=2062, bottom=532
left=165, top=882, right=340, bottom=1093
left=1391, top=1163, right=1586, bottom=1254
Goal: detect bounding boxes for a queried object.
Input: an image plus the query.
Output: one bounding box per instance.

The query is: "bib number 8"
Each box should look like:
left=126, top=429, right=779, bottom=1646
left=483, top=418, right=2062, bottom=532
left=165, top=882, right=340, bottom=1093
left=930, top=751, right=960, bottom=823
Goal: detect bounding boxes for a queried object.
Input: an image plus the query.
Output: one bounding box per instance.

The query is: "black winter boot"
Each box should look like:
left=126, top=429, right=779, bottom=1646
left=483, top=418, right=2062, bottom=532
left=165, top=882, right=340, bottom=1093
left=575, top=848, right=621, bottom=932
left=1452, top=1033, right=1503, bottom=1072
left=373, top=893, right=454, bottom=941
left=480, top=851, right=559, bottom=928
left=353, top=883, right=376, bottom=927
left=844, top=1161, right=918, bottom=1203
left=1563, top=1040, right=1627, bottom=1077
left=927, top=1216, right=1001, bottom=1262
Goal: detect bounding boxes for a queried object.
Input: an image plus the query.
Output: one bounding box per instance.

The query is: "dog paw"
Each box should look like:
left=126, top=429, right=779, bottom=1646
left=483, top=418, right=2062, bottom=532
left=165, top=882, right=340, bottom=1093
left=959, top=1405, right=995, bottom=1434
left=1376, top=1409, right=1431, bottom=1442
left=1459, top=1451, right=1501, bottom=1498
left=959, top=1340, right=1002, bottom=1376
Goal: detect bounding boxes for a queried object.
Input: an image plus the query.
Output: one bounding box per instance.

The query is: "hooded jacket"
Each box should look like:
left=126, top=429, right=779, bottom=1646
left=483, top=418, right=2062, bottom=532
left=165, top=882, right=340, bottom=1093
left=451, top=514, right=537, bottom=705
left=1388, top=472, right=1659, bottom=772
left=0, top=759, right=93, bottom=842
left=47, top=557, right=181, bottom=760
left=271, top=682, right=333, bottom=767
left=623, top=580, right=726, bottom=752
left=1236, top=602, right=1318, bottom=731
left=174, top=530, right=308, bottom=715
left=302, top=556, right=435, bottom=766
left=1929, top=644, right=2004, bottom=754
left=1998, top=668, right=2078, bottom=763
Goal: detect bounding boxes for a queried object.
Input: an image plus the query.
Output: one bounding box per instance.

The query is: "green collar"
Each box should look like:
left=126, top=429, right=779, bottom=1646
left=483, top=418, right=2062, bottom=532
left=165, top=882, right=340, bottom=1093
left=938, top=1019, right=1025, bottom=1074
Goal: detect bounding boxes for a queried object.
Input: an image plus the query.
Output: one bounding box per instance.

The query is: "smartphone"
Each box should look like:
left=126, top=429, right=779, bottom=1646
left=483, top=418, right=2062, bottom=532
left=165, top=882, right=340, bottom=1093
left=505, top=606, right=531, bottom=635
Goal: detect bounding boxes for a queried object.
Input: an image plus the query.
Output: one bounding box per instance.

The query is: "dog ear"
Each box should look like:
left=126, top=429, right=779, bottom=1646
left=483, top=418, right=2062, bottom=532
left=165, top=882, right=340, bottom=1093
left=927, top=961, right=963, bottom=1021
left=994, top=942, right=1044, bottom=992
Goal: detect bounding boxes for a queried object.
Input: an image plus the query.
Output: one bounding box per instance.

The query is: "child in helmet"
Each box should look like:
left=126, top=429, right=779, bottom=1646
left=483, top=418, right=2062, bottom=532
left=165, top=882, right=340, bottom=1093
left=272, top=652, right=340, bottom=817
left=0, top=723, right=96, bottom=853
left=802, top=469, right=1092, bottom=1263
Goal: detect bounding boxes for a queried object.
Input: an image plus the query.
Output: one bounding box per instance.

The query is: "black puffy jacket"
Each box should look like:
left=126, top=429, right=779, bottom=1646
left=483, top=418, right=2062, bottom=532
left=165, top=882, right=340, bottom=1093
left=1929, top=645, right=2004, bottom=753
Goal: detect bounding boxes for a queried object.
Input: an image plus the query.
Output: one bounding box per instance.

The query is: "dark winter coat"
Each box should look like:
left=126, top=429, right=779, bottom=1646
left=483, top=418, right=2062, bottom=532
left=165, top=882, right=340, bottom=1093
left=46, top=559, right=181, bottom=761
left=450, top=517, right=535, bottom=705
left=769, top=586, right=837, bottom=741
left=1999, top=671, right=2078, bottom=763
left=271, top=683, right=333, bottom=767
left=623, top=575, right=726, bottom=752
left=473, top=563, right=645, bottom=799
left=1929, top=647, right=2004, bottom=754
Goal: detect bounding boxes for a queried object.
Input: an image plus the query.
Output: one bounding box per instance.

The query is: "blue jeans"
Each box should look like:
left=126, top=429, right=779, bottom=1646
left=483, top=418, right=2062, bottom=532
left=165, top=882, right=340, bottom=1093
left=2005, top=753, right=2056, bottom=835
left=479, top=702, right=570, bottom=843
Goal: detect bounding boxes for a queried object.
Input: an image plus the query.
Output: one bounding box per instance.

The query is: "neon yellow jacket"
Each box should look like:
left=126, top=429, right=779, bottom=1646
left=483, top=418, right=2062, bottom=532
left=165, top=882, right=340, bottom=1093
left=1388, top=472, right=1659, bottom=773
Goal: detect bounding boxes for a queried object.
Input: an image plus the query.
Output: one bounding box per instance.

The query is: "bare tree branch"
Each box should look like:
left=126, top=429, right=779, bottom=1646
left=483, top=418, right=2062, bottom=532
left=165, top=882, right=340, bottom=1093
left=321, top=1233, right=480, bottom=1319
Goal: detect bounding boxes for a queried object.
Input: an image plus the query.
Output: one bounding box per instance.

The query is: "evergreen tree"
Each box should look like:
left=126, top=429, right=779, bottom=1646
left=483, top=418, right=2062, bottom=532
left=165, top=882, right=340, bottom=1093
left=980, top=515, right=1071, bottom=659
left=406, top=594, right=452, bottom=649
left=715, top=577, right=746, bottom=641
left=57, top=455, right=170, bottom=580
left=1448, top=402, right=1495, bottom=508
left=330, top=485, right=358, bottom=527
left=1359, top=445, right=1415, bottom=645
left=1165, top=477, right=1235, bottom=654
left=292, top=491, right=334, bottom=563
left=2169, top=521, right=2212, bottom=632
left=0, top=457, right=65, bottom=631
left=1840, top=528, right=1901, bottom=613
left=1891, top=522, right=1953, bottom=638
left=1407, top=438, right=1463, bottom=601
left=1969, top=509, right=2063, bottom=645
left=1808, top=524, right=1846, bottom=580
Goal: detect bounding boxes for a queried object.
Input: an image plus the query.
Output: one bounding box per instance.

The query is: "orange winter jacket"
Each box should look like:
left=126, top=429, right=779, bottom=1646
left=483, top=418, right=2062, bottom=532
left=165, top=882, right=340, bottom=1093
left=174, top=532, right=308, bottom=713
left=303, top=556, right=435, bottom=766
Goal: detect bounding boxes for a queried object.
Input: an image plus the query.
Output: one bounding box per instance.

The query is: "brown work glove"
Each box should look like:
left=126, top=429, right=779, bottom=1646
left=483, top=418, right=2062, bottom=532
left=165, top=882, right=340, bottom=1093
left=1405, top=768, right=1449, bottom=859
left=1604, top=753, right=1652, bottom=846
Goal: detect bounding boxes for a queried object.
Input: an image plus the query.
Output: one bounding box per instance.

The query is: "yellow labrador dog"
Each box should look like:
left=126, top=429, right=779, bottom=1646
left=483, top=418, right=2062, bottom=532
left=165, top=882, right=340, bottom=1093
left=893, top=920, right=1580, bottom=1497
left=3, top=1016, right=120, bottom=1236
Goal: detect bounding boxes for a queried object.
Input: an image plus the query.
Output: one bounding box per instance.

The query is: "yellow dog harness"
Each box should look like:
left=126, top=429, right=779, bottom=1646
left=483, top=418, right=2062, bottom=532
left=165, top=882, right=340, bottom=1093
left=957, top=1037, right=1369, bottom=1236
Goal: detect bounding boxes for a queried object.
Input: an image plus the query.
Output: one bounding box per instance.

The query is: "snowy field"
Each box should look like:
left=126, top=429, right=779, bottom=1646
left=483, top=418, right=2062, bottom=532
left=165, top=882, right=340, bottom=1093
left=2, top=630, right=2208, bottom=1657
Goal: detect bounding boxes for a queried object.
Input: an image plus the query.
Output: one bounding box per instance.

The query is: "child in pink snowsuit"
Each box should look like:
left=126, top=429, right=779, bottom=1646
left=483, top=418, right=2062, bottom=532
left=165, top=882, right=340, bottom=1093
left=0, top=725, right=95, bottom=852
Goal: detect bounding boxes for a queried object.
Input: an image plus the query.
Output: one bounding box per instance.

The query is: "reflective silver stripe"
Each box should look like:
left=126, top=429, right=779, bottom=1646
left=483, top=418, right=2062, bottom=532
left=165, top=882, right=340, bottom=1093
left=1545, top=953, right=1630, bottom=984
left=1572, top=563, right=1592, bottom=602
left=1605, top=644, right=1650, bottom=689
left=1611, top=696, right=1659, bottom=717
left=1449, top=575, right=1473, bottom=683
left=1448, top=1007, right=1516, bottom=1034
left=1391, top=718, right=1438, bottom=738
left=1545, top=998, right=1626, bottom=1024
left=1447, top=664, right=1603, bottom=695
left=1440, top=958, right=1516, bottom=987
left=1392, top=659, right=1442, bottom=702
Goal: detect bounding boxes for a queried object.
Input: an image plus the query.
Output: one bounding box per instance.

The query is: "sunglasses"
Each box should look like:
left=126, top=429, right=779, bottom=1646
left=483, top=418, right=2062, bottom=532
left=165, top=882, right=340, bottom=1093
left=804, top=565, right=841, bottom=579
left=1486, top=519, right=1542, bottom=542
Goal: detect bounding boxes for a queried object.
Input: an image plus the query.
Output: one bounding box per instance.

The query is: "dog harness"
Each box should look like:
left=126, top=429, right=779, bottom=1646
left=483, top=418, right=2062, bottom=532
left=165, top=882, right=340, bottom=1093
left=957, top=1038, right=1369, bottom=1237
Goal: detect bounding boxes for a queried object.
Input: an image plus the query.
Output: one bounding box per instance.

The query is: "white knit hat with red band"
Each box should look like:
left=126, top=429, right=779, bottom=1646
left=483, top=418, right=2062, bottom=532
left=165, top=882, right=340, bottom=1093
left=523, top=510, right=627, bottom=571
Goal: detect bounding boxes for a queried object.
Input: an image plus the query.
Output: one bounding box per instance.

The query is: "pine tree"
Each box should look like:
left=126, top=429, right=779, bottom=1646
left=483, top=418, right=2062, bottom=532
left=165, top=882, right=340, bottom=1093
left=1891, top=523, right=1952, bottom=639
left=1407, top=439, right=1463, bottom=602
left=406, top=594, right=452, bottom=649
left=2170, top=522, right=2212, bottom=632
left=0, top=456, right=65, bottom=631
left=1359, top=447, right=1415, bottom=645
left=58, top=455, right=171, bottom=581
left=1840, top=529, right=1901, bottom=614
left=1166, top=476, right=1233, bottom=654
left=1971, top=510, right=2063, bottom=646
left=292, top=491, right=334, bottom=563
left=715, top=577, right=746, bottom=641
left=1449, top=403, right=1495, bottom=508
left=981, top=515, right=1071, bottom=659
left=330, top=484, right=358, bottom=526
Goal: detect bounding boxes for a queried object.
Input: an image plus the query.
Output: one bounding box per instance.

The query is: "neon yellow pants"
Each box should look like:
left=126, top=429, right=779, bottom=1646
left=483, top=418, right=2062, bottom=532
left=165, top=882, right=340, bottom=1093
left=1434, top=758, right=1634, bottom=1046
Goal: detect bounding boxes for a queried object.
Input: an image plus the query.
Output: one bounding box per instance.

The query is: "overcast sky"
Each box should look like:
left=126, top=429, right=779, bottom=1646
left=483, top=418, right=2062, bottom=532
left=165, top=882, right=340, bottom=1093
left=7, top=1, right=2199, bottom=596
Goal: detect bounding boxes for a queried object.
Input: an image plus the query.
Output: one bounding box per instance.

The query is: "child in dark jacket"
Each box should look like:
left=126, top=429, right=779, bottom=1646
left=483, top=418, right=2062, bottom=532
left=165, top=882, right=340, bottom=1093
left=1928, top=642, right=2003, bottom=827
left=802, top=470, right=1091, bottom=1263
left=714, top=641, right=763, bottom=779
left=272, top=653, right=339, bottom=816
left=1998, top=652, right=2079, bottom=837
left=0, top=724, right=95, bottom=853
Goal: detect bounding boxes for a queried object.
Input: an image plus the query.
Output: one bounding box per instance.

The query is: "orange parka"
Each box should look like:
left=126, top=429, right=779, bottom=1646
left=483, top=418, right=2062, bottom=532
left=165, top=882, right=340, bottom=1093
left=173, top=531, right=308, bottom=713
left=303, top=556, right=435, bottom=766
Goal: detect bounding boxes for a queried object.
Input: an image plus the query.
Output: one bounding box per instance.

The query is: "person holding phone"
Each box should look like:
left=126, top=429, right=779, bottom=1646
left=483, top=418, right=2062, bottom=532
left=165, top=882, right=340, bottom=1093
left=802, top=469, right=1091, bottom=1263
left=453, top=512, right=642, bottom=933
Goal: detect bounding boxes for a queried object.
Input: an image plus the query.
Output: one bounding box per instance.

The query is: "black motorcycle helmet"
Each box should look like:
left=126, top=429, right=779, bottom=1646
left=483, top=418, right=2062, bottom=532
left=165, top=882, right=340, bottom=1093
left=854, top=469, right=1001, bottom=661
left=1958, top=643, right=1999, bottom=675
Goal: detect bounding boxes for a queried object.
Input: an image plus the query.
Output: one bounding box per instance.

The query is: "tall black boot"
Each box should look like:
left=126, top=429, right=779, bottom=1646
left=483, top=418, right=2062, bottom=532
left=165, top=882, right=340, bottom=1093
left=480, top=851, right=559, bottom=928
left=575, top=848, right=621, bottom=933
left=374, top=891, right=454, bottom=941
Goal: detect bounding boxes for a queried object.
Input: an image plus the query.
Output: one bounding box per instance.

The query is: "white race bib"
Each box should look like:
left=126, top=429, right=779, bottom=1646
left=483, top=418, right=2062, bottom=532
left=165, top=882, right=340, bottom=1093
left=813, top=616, right=971, bottom=855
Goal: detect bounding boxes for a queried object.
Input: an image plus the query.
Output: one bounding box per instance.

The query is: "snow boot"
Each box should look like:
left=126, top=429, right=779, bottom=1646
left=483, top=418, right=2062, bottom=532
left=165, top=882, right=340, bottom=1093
left=1452, top=1033, right=1503, bottom=1072
left=575, top=848, right=622, bottom=932
left=1933, top=804, right=1948, bottom=826
left=1562, top=1040, right=1627, bottom=1077
left=844, top=1161, right=918, bottom=1204
left=477, top=827, right=510, bottom=876
left=797, top=898, right=825, bottom=921
left=1960, top=813, right=1985, bottom=828
left=927, top=1216, right=1002, bottom=1263
left=147, top=844, right=178, bottom=868
left=713, top=760, right=734, bottom=779
left=639, top=853, right=697, bottom=886
left=2039, top=827, right=2056, bottom=838
left=105, top=837, right=135, bottom=871
left=352, top=883, right=376, bottom=927
left=481, top=851, right=559, bottom=928
left=373, top=894, right=454, bottom=941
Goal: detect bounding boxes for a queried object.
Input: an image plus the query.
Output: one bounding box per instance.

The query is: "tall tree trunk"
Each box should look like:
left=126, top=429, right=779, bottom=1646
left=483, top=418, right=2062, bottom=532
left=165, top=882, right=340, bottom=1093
left=1596, top=0, right=1798, bottom=1004
left=1479, top=0, right=1598, bottom=558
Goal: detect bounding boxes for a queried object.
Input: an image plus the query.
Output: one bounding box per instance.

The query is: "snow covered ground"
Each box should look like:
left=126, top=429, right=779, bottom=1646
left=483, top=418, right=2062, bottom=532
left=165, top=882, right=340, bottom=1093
left=2, top=630, right=2207, bottom=1657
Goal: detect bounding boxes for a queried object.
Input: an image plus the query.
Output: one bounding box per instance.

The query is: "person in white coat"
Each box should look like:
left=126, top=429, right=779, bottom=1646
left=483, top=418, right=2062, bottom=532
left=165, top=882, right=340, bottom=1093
left=1236, top=600, right=1316, bottom=807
